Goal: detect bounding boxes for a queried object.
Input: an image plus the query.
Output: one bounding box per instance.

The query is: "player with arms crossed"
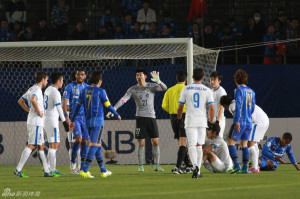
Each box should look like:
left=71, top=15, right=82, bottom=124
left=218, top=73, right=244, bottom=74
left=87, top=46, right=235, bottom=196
left=259, top=132, right=300, bottom=171
left=202, top=123, right=233, bottom=173
left=209, top=71, right=227, bottom=138
left=178, top=68, right=215, bottom=178
left=62, top=69, right=89, bottom=173
left=14, top=71, right=55, bottom=177
left=227, top=69, right=255, bottom=174
left=44, top=72, right=70, bottom=176
left=107, top=68, right=167, bottom=172
left=70, top=71, right=121, bottom=178
left=220, top=95, right=269, bottom=173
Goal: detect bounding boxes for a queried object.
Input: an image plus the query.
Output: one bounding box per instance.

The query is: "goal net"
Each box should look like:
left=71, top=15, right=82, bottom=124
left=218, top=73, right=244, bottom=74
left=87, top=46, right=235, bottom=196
left=0, top=38, right=219, bottom=165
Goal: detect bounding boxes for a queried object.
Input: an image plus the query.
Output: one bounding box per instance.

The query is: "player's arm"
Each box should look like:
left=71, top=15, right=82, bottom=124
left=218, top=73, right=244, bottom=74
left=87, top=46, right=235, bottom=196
left=53, top=92, right=69, bottom=132
left=177, top=88, right=186, bottom=120
left=150, top=71, right=167, bottom=91
left=161, top=89, right=169, bottom=113
left=62, top=85, right=71, bottom=123
left=69, top=92, right=84, bottom=131
left=18, top=97, right=30, bottom=112
left=286, top=145, right=299, bottom=170
left=203, top=145, right=214, bottom=154
left=106, top=88, right=132, bottom=118
left=31, top=95, right=43, bottom=118
left=216, top=104, right=224, bottom=123
left=261, top=138, right=277, bottom=160
left=233, top=89, right=242, bottom=132
left=101, top=90, right=121, bottom=120
left=207, top=90, right=215, bottom=123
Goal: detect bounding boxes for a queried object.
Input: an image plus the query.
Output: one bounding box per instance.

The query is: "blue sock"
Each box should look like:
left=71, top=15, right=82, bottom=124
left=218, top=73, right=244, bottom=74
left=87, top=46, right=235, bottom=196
left=228, top=145, right=240, bottom=168
left=82, top=146, right=98, bottom=172
left=260, top=159, right=267, bottom=168
left=80, top=145, right=88, bottom=170
left=242, top=147, right=249, bottom=170
left=71, top=142, right=80, bottom=163
left=95, top=146, right=107, bottom=172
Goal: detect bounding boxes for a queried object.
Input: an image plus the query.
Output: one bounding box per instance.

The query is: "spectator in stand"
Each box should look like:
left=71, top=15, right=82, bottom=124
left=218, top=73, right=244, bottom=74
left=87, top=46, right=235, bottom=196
left=188, top=16, right=203, bottom=34
left=35, top=18, right=50, bottom=41
left=227, top=17, right=242, bottom=40
left=274, top=18, right=284, bottom=39
left=50, top=0, right=69, bottom=40
left=105, top=22, right=114, bottom=39
left=147, top=22, right=159, bottom=38
left=6, top=0, right=26, bottom=28
left=121, top=0, right=142, bottom=19
left=253, top=11, right=266, bottom=39
left=13, top=21, right=21, bottom=41
left=123, top=13, right=135, bottom=38
left=19, top=23, right=35, bottom=41
left=0, top=19, right=14, bottom=42
left=263, top=24, right=281, bottom=64
left=158, top=11, right=177, bottom=37
left=286, top=18, right=300, bottom=64
left=72, top=21, right=88, bottom=40
left=200, top=25, right=217, bottom=48
left=114, top=24, right=124, bottom=39
left=94, top=26, right=109, bottom=40
left=128, top=22, right=144, bottom=39
left=99, top=7, right=120, bottom=28
left=188, top=23, right=201, bottom=45
left=137, top=1, right=156, bottom=32
left=277, top=8, right=288, bottom=31
left=160, top=24, right=174, bottom=38
left=218, top=24, right=236, bottom=64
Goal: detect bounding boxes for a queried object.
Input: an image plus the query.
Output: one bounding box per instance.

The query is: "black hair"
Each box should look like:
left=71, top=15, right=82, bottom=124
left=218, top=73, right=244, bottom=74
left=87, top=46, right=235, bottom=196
left=89, top=70, right=103, bottom=84
left=176, top=70, right=187, bottom=82
left=35, top=71, right=48, bottom=83
left=193, top=68, right=204, bottom=81
left=210, top=71, right=223, bottom=81
left=207, top=122, right=221, bottom=136
left=283, top=132, right=292, bottom=140
left=136, top=68, right=147, bottom=75
left=50, top=71, right=63, bottom=84
left=70, top=71, right=76, bottom=82
left=76, top=68, right=86, bottom=74
left=220, top=95, right=233, bottom=106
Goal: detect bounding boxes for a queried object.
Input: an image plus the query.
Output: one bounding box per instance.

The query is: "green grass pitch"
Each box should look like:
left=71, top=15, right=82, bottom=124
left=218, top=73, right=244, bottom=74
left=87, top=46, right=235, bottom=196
left=0, top=164, right=299, bottom=199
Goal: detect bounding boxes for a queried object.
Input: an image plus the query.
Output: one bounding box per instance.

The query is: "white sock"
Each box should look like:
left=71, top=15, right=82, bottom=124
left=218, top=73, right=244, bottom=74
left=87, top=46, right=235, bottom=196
left=196, top=146, right=203, bottom=174
left=249, top=146, right=258, bottom=170
left=16, top=147, right=32, bottom=172
left=255, top=143, right=260, bottom=157
left=47, top=150, right=50, bottom=169
left=39, top=150, right=50, bottom=173
left=77, top=149, right=81, bottom=169
left=188, top=145, right=197, bottom=168
left=69, top=148, right=72, bottom=161
left=49, top=148, right=57, bottom=172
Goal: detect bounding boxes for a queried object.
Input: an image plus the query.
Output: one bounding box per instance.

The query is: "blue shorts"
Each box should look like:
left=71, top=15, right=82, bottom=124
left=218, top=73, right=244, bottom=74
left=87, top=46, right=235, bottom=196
left=73, top=116, right=89, bottom=140
left=228, top=124, right=252, bottom=141
left=88, top=126, right=104, bottom=144
left=259, top=156, right=278, bottom=171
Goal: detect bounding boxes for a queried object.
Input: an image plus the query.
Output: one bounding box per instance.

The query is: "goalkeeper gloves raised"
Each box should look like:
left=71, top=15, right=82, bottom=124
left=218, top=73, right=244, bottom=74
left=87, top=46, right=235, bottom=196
left=150, top=71, right=161, bottom=84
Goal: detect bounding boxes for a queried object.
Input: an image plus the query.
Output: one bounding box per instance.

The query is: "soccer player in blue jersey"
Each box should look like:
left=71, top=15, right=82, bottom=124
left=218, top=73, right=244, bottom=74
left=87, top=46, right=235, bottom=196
left=62, top=69, right=89, bottom=173
left=228, top=69, right=255, bottom=174
left=70, top=70, right=121, bottom=178
left=259, top=132, right=300, bottom=171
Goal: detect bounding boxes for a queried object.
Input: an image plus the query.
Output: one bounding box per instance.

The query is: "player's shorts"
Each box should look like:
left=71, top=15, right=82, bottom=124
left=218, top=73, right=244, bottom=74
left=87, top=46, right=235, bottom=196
left=135, top=117, right=159, bottom=139
left=185, top=127, right=206, bottom=146
left=44, top=126, right=60, bottom=143
left=27, top=124, right=44, bottom=146
left=73, top=115, right=89, bottom=140
left=249, top=121, right=269, bottom=142
left=170, top=114, right=186, bottom=139
left=259, top=156, right=278, bottom=171
left=88, top=126, right=104, bottom=144
left=67, top=131, right=75, bottom=143
left=228, top=124, right=252, bottom=141
left=203, top=157, right=232, bottom=173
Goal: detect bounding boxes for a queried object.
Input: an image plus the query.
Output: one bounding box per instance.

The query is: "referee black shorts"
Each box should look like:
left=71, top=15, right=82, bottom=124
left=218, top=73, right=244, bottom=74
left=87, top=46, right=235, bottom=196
left=135, top=116, right=159, bottom=139
left=170, top=114, right=186, bottom=139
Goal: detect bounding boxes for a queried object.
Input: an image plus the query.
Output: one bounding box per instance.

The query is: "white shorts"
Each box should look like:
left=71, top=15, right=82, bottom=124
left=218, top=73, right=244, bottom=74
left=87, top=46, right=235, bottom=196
left=249, top=121, right=269, bottom=142
left=185, top=127, right=206, bottom=146
left=44, top=126, right=60, bottom=143
left=67, top=131, right=75, bottom=143
left=204, top=157, right=232, bottom=173
left=27, top=124, right=44, bottom=145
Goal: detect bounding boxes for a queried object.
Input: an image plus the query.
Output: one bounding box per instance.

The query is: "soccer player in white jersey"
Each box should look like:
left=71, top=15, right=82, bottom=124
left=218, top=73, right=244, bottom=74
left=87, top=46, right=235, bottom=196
left=178, top=68, right=215, bottom=178
left=44, top=72, right=70, bottom=176
left=210, top=71, right=227, bottom=138
left=220, top=95, right=269, bottom=173
left=14, top=71, right=55, bottom=177
left=203, top=123, right=233, bottom=173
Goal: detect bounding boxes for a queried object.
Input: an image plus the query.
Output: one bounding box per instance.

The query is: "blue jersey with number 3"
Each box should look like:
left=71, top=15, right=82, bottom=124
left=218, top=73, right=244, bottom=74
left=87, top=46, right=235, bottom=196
left=233, top=85, right=255, bottom=126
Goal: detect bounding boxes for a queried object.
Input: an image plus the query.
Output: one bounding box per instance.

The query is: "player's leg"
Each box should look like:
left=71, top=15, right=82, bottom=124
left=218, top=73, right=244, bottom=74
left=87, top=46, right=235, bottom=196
left=80, top=117, right=90, bottom=170
left=135, top=117, right=146, bottom=172
left=227, top=124, right=241, bottom=173
left=149, top=118, right=163, bottom=171
left=195, top=127, right=206, bottom=177
left=70, top=119, right=82, bottom=172
left=45, top=126, right=59, bottom=175
left=239, top=126, right=252, bottom=173
left=185, top=127, right=198, bottom=177
left=248, top=123, right=259, bottom=172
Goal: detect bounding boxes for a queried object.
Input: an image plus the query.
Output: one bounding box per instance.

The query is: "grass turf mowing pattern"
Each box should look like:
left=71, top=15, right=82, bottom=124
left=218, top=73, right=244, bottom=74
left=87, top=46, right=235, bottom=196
left=0, top=164, right=299, bottom=199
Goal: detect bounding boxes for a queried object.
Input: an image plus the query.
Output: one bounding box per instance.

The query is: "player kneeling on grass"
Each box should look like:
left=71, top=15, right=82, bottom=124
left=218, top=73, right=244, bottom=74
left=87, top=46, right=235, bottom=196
left=202, top=123, right=233, bottom=173
left=70, top=70, right=121, bottom=178
left=259, top=132, right=300, bottom=171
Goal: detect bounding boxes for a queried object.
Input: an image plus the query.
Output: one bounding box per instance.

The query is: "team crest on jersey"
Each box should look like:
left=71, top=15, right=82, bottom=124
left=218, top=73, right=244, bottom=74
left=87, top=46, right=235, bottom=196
left=63, top=91, right=67, bottom=96
left=267, top=142, right=271, bottom=147
left=146, top=94, right=149, bottom=98
left=135, top=128, right=140, bottom=136
left=72, top=87, right=79, bottom=95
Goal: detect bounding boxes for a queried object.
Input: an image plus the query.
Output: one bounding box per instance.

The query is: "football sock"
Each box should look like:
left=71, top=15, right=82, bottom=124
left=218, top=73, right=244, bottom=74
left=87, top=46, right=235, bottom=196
left=71, top=142, right=80, bottom=163
left=255, top=143, right=259, bottom=157
left=77, top=149, right=81, bottom=169
left=138, top=146, right=145, bottom=165
left=16, top=147, right=32, bottom=172
left=81, top=145, right=88, bottom=170
left=242, top=147, right=249, bottom=171
left=184, top=151, right=191, bottom=167
left=228, top=145, right=240, bottom=168
left=152, top=146, right=160, bottom=164
left=176, top=146, right=187, bottom=168
left=188, top=145, right=197, bottom=168
left=49, top=148, right=57, bottom=172
left=68, top=148, right=72, bottom=161
left=39, top=150, right=50, bottom=173
left=249, top=146, right=258, bottom=170
left=95, top=146, right=106, bottom=172
left=196, top=146, right=203, bottom=174
left=82, top=146, right=98, bottom=172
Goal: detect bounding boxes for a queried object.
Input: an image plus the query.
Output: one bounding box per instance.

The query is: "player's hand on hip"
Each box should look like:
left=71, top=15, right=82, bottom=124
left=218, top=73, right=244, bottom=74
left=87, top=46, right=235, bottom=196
left=63, top=121, right=70, bottom=132
left=150, top=71, right=161, bottom=84
left=69, top=122, right=75, bottom=132
left=106, top=112, right=114, bottom=118
left=235, top=122, right=240, bottom=132
left=65, top=116, right=70, bottom=124
left=38, top=111, right=43, bottom=118
left=117, top=115, right=121, bottom=121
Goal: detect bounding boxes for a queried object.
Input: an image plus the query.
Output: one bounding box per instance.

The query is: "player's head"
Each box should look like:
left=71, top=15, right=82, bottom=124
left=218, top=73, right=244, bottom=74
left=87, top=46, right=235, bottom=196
left=234, top=69, right=248, bottom=86
left=220, top=95, right=233, bottom=110
left=35, top=71, right=48, bottom=88
left=70, top=71, right=76, bottom=82
left=89, top=70, right=103, bottom=86
left=193, top=68, right=204, bottom=81
left=51, top=71, right=64, bottom=88
left=76, top=68, right=86, bottom=84
left=210, top=71, right=223, bottom=89
left=280, top=132, right=292, bottom=146
left=176, top=70, right=187, bottom=83
left=136, top=68, right=147, bottom=84
left=206, top=122, right=221, bottom=139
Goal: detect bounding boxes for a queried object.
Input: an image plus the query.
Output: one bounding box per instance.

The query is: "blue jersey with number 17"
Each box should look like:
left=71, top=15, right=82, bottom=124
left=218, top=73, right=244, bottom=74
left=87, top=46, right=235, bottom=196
left=233, top=85, right=255, bottom=127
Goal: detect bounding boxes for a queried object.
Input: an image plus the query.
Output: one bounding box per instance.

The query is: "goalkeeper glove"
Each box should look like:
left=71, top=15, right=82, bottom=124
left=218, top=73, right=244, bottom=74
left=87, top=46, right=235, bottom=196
left=150, top=71, right=161, bottom=84
left=63, top=121, right=70, bottom=132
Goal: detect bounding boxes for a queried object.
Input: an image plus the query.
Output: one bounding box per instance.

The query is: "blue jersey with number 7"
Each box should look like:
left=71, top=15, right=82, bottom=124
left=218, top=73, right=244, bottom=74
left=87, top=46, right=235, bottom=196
left=233, top=85, right=255, bottom=127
